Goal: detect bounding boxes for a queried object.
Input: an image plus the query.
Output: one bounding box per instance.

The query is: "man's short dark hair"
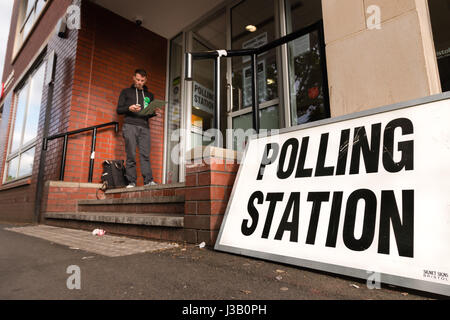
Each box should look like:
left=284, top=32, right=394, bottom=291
left=135, top=69, right=147, bottom=77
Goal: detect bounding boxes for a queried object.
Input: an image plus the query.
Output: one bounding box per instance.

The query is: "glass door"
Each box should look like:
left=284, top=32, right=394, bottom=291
left=187, top=9, right=227, bottom=151
left=165, top=34, right=184, bottom=184
left=228, top=0, right=282, bottom=151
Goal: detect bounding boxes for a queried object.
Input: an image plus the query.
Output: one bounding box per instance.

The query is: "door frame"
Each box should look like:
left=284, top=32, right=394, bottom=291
left=164, top=0, right=329, bottom=183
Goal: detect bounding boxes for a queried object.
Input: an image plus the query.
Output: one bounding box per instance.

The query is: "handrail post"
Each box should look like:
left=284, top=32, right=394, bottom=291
left=60, top=135, right=68, bottom=181
left=43, top=122, right=117, bottom=182
left=214, top=56, right=221, bottom=147
left=88, top=127, right=97, bottom=183
left=251, top=53, right=260, bottom=134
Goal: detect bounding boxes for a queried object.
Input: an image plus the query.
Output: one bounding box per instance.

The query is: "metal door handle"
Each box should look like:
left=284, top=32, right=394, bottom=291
left=226, top=83, right=233, bottom=113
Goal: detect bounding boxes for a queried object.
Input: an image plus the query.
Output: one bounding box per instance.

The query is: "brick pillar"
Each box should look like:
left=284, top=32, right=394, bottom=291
left=183, top=147, right=240, bottom=246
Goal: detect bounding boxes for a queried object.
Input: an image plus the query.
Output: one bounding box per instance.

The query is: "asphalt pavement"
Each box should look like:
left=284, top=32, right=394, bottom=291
left=0, top=223, right=442, bottom=303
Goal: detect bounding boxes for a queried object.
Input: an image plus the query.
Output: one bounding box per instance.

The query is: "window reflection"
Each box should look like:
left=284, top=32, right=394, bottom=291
left=11, top=82, right=29, bottom=153
left=288, top=30, right=327, bottom=126
left=6, top=157, right=19, bottom=182
left=23, top=62, right=45, bottom=145
left=6, top=61, right=45, bottom=182
left=19, top=0, right=48, bottom=45
left=18, top=147, right=35, bottom=177
left=285, top=0, right=327, bottom=126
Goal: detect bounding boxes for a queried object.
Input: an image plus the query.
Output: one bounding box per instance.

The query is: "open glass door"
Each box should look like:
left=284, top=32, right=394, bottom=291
left=187, top=10, right=227, bottom=151
left=165, top=34, right=184, bottom=184
left=228, top=0, right=281, bottom=152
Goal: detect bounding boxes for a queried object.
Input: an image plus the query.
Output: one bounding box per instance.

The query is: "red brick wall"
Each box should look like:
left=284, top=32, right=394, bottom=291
left=65, top=0, right=167, bottom=185
left=0, top=0, right=167, bottom=223
left=184, top=158, right=239, bottom=245
left=0, top=0, right=78, bottom=223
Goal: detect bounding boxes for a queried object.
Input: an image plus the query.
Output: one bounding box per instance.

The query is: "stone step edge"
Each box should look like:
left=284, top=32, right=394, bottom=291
left=105, top=182, right=185, bottom=194
left=78, top=195, right=185, bottom=206
left=44, top=212, right=184, bottom=228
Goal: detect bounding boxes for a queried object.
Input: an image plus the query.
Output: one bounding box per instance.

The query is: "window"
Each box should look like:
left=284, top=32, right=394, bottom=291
left=16, top=0, right=48, bottom=52
left=428, top=0, right=450, bottom=92
left=285, top=0, right=329, bottom=126
left=4, top=61, right=46, bottom=183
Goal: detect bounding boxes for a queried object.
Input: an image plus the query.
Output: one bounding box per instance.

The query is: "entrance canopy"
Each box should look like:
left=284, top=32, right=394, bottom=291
left=91, top=0, right=226, bottom=39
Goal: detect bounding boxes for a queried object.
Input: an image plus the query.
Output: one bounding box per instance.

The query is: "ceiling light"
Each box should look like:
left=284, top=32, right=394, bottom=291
left=245, top=25, right=257, bottom=32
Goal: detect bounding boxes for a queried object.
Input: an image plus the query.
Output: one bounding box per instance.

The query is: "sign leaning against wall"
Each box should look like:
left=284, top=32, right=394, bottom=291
left=215, top=93, right=450, bottom=296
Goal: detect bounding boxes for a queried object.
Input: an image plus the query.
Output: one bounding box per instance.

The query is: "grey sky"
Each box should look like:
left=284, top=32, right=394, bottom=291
left=0, top=1, right=14, bottom=83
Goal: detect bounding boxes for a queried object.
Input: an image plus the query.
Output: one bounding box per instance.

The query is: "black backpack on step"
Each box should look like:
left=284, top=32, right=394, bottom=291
left=101, top=160, right=127, bottom=190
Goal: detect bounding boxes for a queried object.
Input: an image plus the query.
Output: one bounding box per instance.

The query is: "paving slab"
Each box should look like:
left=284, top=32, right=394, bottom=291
left=5, top=225, right=178, bottom=257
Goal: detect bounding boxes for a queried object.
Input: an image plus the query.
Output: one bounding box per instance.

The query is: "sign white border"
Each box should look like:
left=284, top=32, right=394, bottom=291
left=215, top=92, right=450, bottom=297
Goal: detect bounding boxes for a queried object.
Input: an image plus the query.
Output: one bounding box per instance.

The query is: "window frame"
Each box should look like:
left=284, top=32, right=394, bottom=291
left=3, top=60, right=46, bottom=184
left=20, top=0, right=37, bottom=36
left=12, top=0, right=51, bottom=62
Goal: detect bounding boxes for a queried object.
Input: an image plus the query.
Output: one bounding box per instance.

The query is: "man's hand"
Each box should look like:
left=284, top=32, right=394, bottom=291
left=129, top=104, right=141, bottom=113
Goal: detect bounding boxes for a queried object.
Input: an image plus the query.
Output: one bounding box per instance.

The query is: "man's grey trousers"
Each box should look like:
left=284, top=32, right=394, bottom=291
left=122, top=123, right=153, bottom=184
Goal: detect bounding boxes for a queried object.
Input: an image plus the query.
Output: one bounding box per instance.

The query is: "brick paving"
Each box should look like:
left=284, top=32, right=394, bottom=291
left=5, top=225, right=178, bottom=257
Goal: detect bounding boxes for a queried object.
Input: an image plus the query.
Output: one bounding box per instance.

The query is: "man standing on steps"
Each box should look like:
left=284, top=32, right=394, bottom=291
left=117, top=69, right=158, bottom=188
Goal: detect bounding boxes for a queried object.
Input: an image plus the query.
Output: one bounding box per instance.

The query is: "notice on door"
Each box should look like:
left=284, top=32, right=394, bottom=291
left=215, top=95, right=450, bottom=296
left=193, top=81, right=214, bottom=114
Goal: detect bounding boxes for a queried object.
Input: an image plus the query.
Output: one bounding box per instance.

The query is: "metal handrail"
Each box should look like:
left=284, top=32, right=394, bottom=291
left=185, top=21, right=329, bottom=138
left=43, top=121, right=119, bottom=182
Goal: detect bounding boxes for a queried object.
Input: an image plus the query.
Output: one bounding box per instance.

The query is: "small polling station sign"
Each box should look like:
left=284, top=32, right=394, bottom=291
left=215, top=93, right=450, bottom=296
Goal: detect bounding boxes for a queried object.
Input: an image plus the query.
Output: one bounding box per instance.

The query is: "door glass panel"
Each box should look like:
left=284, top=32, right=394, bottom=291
left=231, top=0, right=278, bottom=111
left=232, top=105, right=279, bottom=150
left=191, top=38, right=215, bottom=148
left=166, top=34, right=183, bottom=184
left=190, top=10, right=227, bottom=149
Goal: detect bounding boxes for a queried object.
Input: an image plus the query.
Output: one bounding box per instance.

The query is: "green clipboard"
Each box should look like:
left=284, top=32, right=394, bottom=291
left=138, top=99, right=167, bottom=116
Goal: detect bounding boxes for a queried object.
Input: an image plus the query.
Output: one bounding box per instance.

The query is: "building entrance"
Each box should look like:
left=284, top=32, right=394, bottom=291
left=164, top=0, right=328, bottom=184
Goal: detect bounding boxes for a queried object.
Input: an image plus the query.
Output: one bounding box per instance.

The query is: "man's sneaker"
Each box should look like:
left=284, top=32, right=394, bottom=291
left=144, top=181, right=157, bottom=187
left=126, top=182, right=136, bottom=188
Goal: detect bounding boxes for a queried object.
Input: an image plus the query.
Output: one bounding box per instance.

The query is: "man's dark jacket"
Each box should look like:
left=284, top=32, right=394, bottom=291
left=117, top=84, right=156, bottom=127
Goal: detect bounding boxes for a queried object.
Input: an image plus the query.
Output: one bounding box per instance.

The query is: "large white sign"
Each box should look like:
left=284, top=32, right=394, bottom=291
left=215, top=95, right=450, bottom=296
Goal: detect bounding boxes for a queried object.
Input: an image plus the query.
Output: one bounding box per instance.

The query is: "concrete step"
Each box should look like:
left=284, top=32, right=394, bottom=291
left=78, top=195, right=185, bottom=205
left=77, top=195, right=185, bottom=214
left=44, top=211, right=184, bottom=228
left=105, top=182, right=185, bottom=196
